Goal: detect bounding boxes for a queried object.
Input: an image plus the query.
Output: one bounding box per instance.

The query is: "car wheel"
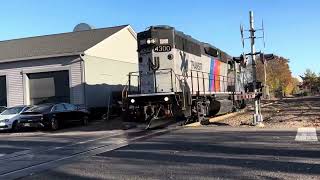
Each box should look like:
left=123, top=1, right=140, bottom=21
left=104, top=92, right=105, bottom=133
left=51, top=118, right=59, bottom=130
left=82, top=116, right=89, bottom=126
left=12, top=121, right=20, bottom=132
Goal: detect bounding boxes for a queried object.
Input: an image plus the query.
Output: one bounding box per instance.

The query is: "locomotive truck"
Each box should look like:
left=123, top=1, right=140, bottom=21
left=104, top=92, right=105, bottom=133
left=122, top=25, right=255, bottom=127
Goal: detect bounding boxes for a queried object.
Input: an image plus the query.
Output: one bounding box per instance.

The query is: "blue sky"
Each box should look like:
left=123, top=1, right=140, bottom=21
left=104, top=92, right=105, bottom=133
left=0, top=0, right=319, bottom=77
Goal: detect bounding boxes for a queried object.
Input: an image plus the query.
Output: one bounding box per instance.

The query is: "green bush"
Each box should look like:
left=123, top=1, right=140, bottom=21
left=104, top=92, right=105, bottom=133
left=303, top=92, right=310, bottom=96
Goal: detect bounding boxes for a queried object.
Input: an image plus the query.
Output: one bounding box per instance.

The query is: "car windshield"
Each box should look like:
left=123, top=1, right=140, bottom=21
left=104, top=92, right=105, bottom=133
left=0, top=107, right=24, bottom=115
left=0, top=107, right=6, bottom=112
left=26, top=104, right=53, bottom=113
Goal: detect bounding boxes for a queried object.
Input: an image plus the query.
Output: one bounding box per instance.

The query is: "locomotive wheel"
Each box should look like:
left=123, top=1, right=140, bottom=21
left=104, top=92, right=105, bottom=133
left=172, top=103, right=185, bottom=121
left=234, top=100, right=246, bottom=109
left=240, top=100, right=247, bottom=109
left=173, top=100, right=194, bottom=124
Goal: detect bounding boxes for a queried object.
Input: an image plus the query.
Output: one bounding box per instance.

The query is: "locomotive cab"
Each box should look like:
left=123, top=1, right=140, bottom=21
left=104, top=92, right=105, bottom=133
left=136, top=26, right=176, bottom=94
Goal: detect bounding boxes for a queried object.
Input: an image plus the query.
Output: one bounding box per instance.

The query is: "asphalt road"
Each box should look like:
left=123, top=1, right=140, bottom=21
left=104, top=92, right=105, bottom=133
left=0, top=119, right=182, bottom=180
left=1, top=124, right=318, bottom=180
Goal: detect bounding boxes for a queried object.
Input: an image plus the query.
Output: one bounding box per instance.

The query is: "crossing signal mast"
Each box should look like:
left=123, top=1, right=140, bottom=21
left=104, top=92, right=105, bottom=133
left=237, top=11, right=274, bottom=125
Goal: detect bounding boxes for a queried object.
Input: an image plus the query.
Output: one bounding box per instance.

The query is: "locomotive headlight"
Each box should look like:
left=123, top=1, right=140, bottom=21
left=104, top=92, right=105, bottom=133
left=164, top=97, right=169, bottom=102
left=130, top=99, right=135, bottom=104
left=146, top=38, right=155, bottom=44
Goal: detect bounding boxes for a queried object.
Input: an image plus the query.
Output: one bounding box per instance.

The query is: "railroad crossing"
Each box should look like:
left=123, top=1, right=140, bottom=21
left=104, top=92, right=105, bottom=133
left=0, top=96, right=319, bottom=179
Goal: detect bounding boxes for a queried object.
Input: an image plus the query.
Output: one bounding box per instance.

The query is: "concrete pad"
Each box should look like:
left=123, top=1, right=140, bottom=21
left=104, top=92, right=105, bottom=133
left=295, top=127, right=318, bottom=142
left=255, top=123, right=265, bottom=128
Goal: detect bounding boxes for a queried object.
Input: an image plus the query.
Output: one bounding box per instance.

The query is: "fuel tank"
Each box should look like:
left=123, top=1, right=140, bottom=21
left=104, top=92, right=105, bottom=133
left=208, top=99, right=234, bottom=116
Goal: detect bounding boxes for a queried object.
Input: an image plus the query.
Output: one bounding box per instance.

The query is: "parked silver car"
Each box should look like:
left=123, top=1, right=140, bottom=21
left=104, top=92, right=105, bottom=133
left=0, top=105, right=32, bottom=131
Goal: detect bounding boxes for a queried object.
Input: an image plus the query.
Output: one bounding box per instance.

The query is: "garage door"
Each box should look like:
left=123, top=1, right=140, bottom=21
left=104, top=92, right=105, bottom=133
left=0, top=76, right=7, bottom=106
left=28, top=71, right=70, bottom=105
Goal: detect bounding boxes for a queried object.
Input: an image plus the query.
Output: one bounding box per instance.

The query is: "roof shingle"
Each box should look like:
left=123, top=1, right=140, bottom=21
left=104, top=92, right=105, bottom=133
left=0, top=25, right=128, bottom=62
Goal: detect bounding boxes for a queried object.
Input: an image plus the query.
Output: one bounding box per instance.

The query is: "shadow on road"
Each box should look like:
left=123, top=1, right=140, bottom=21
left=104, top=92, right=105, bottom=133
left=97, top=129, right=320, bottom=176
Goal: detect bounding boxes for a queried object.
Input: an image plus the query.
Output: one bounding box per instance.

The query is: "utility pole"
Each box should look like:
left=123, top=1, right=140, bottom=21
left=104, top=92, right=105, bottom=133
left=263, top=62, right=270, bottom=99
left=249, top=11, right=263, bottom=126
left=237, top=11, right=274, bottom=125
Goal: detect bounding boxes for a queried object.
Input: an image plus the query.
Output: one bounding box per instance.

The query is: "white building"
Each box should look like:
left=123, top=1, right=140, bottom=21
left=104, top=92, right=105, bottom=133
left=0, top=25, right=138, bottom=108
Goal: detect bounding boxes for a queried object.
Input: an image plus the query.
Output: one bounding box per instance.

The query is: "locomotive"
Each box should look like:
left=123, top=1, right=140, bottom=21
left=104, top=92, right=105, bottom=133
left=122, top=25, right=255, bottom=126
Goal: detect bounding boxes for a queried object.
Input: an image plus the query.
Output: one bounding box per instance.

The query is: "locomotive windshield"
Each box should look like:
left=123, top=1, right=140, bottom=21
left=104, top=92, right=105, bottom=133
left=137, top=26, right=203, bottom=58
left=137, top=26, right=174, bottom=53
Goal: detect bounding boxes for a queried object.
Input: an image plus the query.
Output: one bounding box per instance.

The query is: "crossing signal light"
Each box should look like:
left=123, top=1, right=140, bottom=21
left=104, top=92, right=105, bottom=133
left=260, top=53, right=274, bottom=64
left=233, top=54, right=248, bottom=67
left=233, top=54, right=244, bottom=63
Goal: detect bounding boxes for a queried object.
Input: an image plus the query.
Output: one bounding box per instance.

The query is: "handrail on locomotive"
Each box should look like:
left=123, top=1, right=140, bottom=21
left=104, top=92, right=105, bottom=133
left=126, top=68, right=238, bottom=96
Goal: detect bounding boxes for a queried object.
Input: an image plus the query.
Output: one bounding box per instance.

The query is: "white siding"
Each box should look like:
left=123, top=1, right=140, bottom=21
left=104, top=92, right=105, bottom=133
left=0, top=56, right=84, bottom=107
left=8, top=70, right=23, bottom=106
left=82, top=26, right=138, bottom=108
left=84, top=26, right=137, bottom=64
left=70, top=59, right=84, bottom=105
left=82, top=55, right=137, bottom=108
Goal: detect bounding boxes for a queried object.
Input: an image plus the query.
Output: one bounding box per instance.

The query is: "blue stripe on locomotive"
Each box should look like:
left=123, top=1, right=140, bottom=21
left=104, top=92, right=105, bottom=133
left=209, top=58, right=215, bottom=91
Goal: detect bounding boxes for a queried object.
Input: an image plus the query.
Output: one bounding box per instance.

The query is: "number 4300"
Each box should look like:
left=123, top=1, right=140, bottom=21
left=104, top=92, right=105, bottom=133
left=154, top=45, right=171, bottom=52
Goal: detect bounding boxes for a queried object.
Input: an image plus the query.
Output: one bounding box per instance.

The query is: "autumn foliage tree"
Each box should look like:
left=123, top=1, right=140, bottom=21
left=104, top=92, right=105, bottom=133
left=256, top=56, right=298, bottom=97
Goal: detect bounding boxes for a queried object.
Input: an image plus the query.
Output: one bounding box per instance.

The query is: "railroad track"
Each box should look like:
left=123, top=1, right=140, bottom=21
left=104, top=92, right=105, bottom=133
left=0, top=125, right=181, bottom=180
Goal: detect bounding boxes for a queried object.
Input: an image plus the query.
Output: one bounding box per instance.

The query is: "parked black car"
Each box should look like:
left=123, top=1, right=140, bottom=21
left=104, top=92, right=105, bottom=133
left=17, top=103, right=89, bottom=130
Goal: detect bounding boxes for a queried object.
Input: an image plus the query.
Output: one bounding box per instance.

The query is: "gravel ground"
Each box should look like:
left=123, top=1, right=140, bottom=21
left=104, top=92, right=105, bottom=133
left=219, top=96, right=320, bottom=128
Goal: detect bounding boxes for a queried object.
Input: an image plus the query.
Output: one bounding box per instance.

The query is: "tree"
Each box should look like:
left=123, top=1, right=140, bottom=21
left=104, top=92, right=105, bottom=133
left=291, top=77, right=301, bottom=94
left=300, top=69, right=319, bottom=94
left=256, top=55, right=294, bottom=97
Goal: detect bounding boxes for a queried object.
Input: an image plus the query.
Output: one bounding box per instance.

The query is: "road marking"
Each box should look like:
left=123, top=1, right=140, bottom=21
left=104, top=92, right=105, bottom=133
left=295, top=127, right=318, bottom=142
left=0, top=154, right=5, bottom=157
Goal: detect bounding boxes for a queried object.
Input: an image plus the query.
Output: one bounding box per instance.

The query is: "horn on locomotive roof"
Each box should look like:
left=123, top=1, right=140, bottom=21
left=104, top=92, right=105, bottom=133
left=147, top=25, right=174, bottom=30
